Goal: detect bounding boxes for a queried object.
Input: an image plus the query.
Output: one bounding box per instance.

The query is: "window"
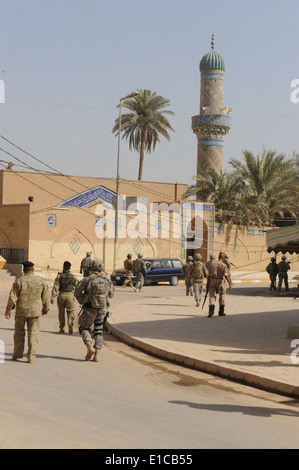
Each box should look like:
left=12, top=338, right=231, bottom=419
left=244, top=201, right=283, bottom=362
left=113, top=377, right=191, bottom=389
left=172, top=260, right=183, bottom=268
left=162, top=259, right=173, bottom=268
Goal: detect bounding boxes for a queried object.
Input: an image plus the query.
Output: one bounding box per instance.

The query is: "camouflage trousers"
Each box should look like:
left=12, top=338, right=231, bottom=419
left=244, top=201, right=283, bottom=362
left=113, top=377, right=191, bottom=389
left=123, top=269, right=133, bottom=287
left=193, top=279, right=204, bottom=302
left=78, top=305, right=107, bottom=350
left=135, top=273, right=145, bottom=290
left=185, top=276, right=194, bottom=295
left=13, top=315, right=40, bottom=361
left=57, top=292, right=75, bottom=329
left=209, top=279, right=226, bottom=306
left=278, top=273, right=289, bottom=292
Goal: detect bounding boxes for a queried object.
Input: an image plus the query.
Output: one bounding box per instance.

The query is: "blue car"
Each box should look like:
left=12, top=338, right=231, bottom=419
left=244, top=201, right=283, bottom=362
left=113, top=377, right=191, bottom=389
left=111, top=258, right=185, bottom=286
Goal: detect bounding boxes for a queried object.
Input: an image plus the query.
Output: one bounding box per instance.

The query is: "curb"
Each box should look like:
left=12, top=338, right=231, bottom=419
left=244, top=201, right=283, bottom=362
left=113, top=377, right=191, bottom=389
left=106, top=322, right=299, bottom=400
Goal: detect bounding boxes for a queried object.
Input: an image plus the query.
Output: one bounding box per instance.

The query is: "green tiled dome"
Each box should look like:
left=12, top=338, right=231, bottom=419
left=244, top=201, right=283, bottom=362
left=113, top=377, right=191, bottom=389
left=200, top=50, right=225, bottom=71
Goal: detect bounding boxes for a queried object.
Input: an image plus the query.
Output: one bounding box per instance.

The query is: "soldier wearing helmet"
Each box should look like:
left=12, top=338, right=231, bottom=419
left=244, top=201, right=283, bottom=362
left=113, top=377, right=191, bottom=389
left=207, top=252, right=232, bottom=317
left=75, top=258, right=114, bottom=362
left=277, top=255, right=290, bottom=293
left=51, top=260, right=78, bottom=334
left=133, top=253, right=146, bottom=292
left=80, top=251, right=93, bottom=277
left=123, top=254, right=134, bottom=288
left=182, top=255, right=194, bottom=296
left=205, top=254, right=216, bottom=272
left=266, top=257, right=278, bottom=291
left=190, top=253, right=208, bottom=307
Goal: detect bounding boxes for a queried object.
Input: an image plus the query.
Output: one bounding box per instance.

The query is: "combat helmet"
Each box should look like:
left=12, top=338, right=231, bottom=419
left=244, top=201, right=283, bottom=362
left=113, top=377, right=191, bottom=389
left=187, top=256, right=193, bottom=261
left=91, top=258, right=104, bottom=272
left=194, top=253, right=202, bottom=261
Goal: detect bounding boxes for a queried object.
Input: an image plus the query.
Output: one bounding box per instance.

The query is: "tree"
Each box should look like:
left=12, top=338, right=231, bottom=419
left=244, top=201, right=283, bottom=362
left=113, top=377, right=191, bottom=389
left=112, top=89, right=175, bottom=180
left=185, top=169, right=245, bottom=241
left=229, top=149, right=299, bottom=226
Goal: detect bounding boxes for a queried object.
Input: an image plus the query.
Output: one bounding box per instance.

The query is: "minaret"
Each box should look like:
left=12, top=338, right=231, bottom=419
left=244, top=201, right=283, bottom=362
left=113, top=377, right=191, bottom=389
left=192, top=34, right=231, bottom=179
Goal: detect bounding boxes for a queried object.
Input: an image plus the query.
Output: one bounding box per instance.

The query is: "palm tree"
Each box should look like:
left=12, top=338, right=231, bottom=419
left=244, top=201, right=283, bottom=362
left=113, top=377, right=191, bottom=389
left=185, top=169, right=247, bottom=241
left=229, top=149, right=299, bottom=226
left=112, top=89, right=175, bottom=180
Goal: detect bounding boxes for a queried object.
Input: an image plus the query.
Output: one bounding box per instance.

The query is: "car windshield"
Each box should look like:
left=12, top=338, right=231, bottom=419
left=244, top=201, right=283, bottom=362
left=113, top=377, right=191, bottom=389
left=145, top=260, right=153, bottom=269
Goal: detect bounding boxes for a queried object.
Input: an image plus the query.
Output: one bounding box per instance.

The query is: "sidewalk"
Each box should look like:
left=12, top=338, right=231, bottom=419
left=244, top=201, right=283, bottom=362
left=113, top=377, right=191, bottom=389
left=107, top=275, right=299, bottom=399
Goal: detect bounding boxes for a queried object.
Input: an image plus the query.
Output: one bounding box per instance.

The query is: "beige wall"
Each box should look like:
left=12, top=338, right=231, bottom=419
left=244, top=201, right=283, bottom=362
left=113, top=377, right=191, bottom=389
left=28, top=203, right=212, bottom=273
left=213, top=224, right=299, bottom=273
left=0, top=204, right=29, bottom=253
left=0, top=170, right=187, bottom=206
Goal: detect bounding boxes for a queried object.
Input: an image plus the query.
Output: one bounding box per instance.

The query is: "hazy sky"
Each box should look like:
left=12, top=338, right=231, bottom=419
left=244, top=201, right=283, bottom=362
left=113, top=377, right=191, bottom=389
left=0, top=0, right=299, bottom=187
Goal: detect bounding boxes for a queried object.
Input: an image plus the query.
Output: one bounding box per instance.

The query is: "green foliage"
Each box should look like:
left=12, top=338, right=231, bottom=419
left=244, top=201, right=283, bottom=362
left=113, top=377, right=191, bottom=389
left=186, top=149, right=299, bottom=231
left=112, top=89, right=174, bottom=181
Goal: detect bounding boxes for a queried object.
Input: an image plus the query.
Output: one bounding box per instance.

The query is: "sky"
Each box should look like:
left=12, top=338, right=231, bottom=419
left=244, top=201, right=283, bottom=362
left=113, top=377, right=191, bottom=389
left=0, top=0, right=299, bottom=187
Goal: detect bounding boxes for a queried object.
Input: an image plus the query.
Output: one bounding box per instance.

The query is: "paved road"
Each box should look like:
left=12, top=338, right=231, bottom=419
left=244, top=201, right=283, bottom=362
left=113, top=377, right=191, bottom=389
left=108, top=282, right=299, bottom=398
left=1, top=269, right=299, bottom=449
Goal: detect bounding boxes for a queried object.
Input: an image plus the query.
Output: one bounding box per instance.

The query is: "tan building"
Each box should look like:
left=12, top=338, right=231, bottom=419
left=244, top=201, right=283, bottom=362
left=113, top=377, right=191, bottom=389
left=0, top=170, right=215, bottom=276
left=1, top=169, right=298, bottom=278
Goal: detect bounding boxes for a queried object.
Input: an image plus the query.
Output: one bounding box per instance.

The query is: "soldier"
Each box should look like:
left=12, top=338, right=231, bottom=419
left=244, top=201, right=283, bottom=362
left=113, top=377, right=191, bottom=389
left=74, top=258, right=113, bottom=362
left=133, top=253, right=146, bottom=292
left=277, top=255, right=291, bottom=292
left=123, top=254, right=134, bottom=288
left=4, top=261, right=49, bottom=363
left=51, top=261, right=78, bottom=334
left=80, top=251, right=92, bottom=278
left=205, top=254, right=216, bottom=272
left=182, top=256, right=194, bottom=296
left=266, top=257, right=278, bottom=291
left=191, top=253, right=208, bottom=307
left=207, top=252, right=232, bottom=317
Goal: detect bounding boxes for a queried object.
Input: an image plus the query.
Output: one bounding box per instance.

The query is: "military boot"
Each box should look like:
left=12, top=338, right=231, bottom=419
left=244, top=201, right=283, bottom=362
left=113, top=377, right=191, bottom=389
left=85, top=341, right=95, bottom=361
left=93, top=348, right=100, bottom=362
left=68, top=322, right=73, bottom=335
left=196, top=300, right=200, bottom=307
left=219, top=305, right=226, bottom=316
left=208, top=305, right=215, bottom=317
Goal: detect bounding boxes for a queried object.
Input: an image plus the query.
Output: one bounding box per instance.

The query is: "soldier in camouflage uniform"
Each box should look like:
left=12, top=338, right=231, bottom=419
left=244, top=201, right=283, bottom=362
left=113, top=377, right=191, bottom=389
left=51, top=261, right=78, bottom=334
left=182, top=256, right=194, bottom=296
left=80, top=251, right=92, bottom=277
left=207, top=252, right=232, bottom=317
left=205, top=254, right=216, bottom=272
left=191, top=253, right=208, bottom=307
left=4, top=261, right=49, bottom=363
left=74, top=258, right=113, bottom=362
left=277, top=255, right=291, bottom=292
left=123, top=254, right=134, bottom=288
left=133, top=253, right=146, bottom=292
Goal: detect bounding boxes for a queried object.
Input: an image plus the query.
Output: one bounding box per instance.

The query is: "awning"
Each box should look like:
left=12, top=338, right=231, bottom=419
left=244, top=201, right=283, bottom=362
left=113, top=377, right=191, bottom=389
left=266, top=223, right=299, bottom=254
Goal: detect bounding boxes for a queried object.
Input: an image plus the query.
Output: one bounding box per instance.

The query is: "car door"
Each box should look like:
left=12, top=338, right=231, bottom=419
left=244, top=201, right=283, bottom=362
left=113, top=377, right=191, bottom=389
left=148, top=259, right=162, bottom=282
left=161, top=259, right=175, bottom=281
left=171, top=259, right=184, bottom=279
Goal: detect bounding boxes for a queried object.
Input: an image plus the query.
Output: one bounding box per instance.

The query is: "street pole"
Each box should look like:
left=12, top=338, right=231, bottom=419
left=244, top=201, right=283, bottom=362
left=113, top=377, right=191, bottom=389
left=113, top=91, right=138, bottom=274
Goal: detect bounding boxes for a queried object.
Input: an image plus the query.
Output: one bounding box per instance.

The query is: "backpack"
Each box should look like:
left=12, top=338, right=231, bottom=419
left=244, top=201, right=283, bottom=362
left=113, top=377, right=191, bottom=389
left=87, top=274, right=110, bottom=309
left=193, top=261, right=204, bottom=280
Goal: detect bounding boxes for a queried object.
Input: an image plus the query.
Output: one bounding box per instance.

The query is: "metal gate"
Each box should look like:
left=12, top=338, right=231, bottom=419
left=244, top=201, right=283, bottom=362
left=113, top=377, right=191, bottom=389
left=0, top=248, right=26, bottom=264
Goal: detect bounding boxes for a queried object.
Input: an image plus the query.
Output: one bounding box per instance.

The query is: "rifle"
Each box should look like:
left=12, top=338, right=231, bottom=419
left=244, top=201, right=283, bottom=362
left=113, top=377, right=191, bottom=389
left=103, top=310, right=111, bottom=333
left=202, top=278, right=210, bottom=309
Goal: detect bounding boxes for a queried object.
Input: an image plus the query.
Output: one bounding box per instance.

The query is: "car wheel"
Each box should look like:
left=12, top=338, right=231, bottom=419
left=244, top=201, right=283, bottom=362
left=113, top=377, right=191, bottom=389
left=170, top=276, right=178, bottom=286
